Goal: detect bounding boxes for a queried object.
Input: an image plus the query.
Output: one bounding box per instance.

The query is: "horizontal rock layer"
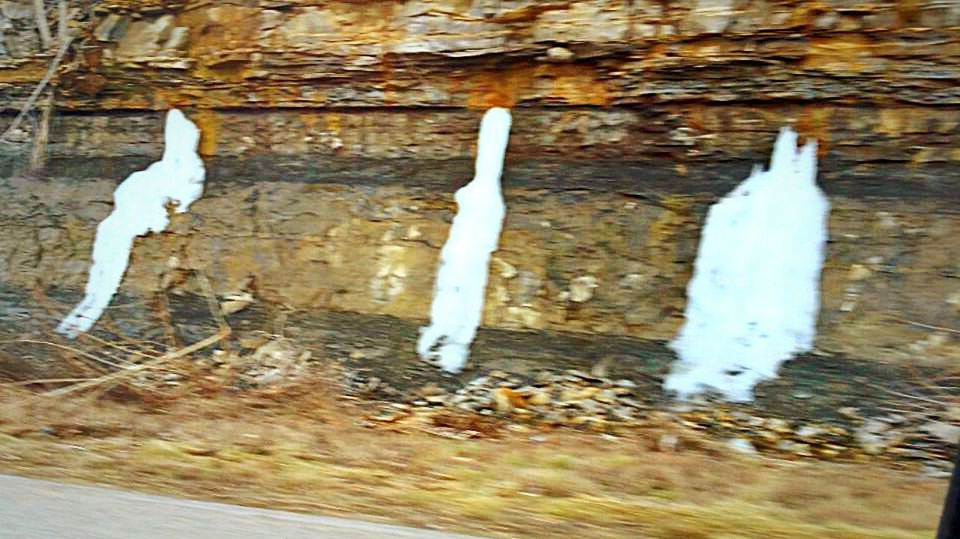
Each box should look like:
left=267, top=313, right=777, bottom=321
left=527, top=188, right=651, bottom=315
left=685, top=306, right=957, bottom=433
left=2, top=172, right=958, bottom=366
left=0, top=0, right=956, bottom=109
left=0, top=0, right=958, bottom=368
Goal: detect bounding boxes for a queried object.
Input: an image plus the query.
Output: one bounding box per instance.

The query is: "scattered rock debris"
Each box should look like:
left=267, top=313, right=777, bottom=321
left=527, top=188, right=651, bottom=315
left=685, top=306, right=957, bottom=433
left=348, top=367, right=958, bottom=475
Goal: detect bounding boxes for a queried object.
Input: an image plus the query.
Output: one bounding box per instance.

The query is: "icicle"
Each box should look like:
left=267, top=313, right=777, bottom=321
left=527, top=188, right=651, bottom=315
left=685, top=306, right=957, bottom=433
left=665, top=127, right=829, bottom=402
left=417, top=108, right=512, bottom=372
left=56, top=109, right=206, bottom=338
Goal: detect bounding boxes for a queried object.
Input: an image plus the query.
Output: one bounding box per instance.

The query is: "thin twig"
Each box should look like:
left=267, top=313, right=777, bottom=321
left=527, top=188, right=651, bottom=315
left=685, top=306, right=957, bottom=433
left=57, top=1, right=68, bottom=44
left=0, top=339, right=129, bottom=370
left=29, top=91, right=53, bottom=171
left=880, top=386, right=951, bottom=407
left=194, top=269, right=232, bottom=337
left=43, top=328, right=230, bottom=398
left=891, top=316, right=960, bottom=335
left=78, top=332, right=161, bottom=361
left=32, top=0, right=52, bottom=49
left=152, top=290, right=178, bottom=350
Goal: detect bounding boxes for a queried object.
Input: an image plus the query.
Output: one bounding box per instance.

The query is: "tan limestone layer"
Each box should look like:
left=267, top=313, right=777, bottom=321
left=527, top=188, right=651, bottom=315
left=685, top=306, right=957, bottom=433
left=2, top=175, right=959, bottom=366
left=0, top=1, right=958, bottom=110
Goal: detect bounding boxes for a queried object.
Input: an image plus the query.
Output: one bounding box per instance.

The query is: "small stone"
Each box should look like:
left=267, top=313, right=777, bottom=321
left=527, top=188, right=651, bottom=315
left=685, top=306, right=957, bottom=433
left=658, top=433, right=680, bottom=452
left=569, top=276, right=599, bottom=303
left=594, top=389, right=619, bottom=404
left=424, top=395, right=447, bottom=405
left=615, top=379, right=637, bottom=389
left=579, top=387, right=601, bottom=400
left=371, top=410, right=403, bottom=422
left=765, top=418, right=791, bottom=433
left=541, top=412, right=565, bottom=425
left=921, top=421, right=960, bottom=444
left=584, top=417, right=607, bottom=432
left=494, top=258, right=518, bottom=279
left=839, top=407, right=861, bottom=419
left=528, top=390, right=551, bottom=407
left=796, top=425, right=824, bottom=441
left=610, top=407, right=635, bottom=421
left=817, top=447, right=840, bottom=459
left=726, top=438, right=757, bottom=455
left=576, top=400, right=601, bottom=414
left=493, top=387, right=523, bottom=414
left=221, top=292, right=254, bottom=315
left=590, top=359, right=610, bottom=379
left=848, top=264, right=871, bottom=281
left=776, top=440, right=797, bottom=453
left=924, top=464, right=953, bottom=479
left=419, top=383, right=445, bottom=397
left=792, top=391, right=814, bottom=400
left=945, top=406, right=960, bottom=422
left=861, top=443, right=885, bottom=456
left=756, top=431, right=780, bottom=446
left=545, top=46, right=575, bottom=62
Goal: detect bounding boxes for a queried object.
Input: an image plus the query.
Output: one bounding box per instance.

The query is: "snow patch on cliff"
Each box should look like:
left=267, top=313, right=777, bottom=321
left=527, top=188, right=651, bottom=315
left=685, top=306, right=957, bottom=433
left=417, top=108, right=512, bottom=372
left=56, top=109, right=205, bottom=338
left=666, top=127, right=829, bottom=402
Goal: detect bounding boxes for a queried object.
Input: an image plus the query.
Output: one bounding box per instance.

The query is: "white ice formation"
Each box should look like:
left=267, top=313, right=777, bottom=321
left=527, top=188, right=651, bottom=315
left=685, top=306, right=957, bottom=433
left=665, top=127, right=830, bottom=402
left=417, top=107, right=512, bottom=372
left=56, top=109, right=206, bottom=338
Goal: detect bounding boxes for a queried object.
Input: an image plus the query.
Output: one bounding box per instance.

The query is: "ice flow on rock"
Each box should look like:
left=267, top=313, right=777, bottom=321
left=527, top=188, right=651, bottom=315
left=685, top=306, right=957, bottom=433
left=417, top=108, right=512, bottom=372
left=666, top=127, right=830, bottom=402
left=56, top=109, right=206, bottom=338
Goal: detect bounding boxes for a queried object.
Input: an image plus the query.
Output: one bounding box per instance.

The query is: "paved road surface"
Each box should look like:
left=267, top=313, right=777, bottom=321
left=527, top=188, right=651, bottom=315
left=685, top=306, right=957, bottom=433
left=0, top=474, right=484, bottom=538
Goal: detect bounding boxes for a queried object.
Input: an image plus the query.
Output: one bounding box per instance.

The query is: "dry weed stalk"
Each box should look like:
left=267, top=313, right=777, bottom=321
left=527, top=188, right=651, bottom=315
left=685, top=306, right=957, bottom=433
left=193, top=268, right=234, bottom=351
left=42, top=328, right=230, bottom=398
left=0, top=339, right=125, bottom=371
left=880, top=315, right=960, bottom=419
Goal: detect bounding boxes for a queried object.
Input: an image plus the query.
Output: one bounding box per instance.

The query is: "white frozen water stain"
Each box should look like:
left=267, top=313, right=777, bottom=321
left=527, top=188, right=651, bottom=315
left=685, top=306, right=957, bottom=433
left=56, top=109, right=205, bottom=338
left=417, top=108, right=512, bottom=372
left=666, top=127, right=830, bottom=402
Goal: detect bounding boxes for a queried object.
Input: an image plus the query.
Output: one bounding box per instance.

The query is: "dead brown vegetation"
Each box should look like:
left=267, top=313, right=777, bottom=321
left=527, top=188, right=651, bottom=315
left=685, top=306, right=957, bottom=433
left=0, top=372, right=946, bottom=539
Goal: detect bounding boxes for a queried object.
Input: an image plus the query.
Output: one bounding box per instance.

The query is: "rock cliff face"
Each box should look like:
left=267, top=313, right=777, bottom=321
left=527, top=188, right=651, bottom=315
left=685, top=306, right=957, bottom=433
left=1, top=0, right=959, bottom=366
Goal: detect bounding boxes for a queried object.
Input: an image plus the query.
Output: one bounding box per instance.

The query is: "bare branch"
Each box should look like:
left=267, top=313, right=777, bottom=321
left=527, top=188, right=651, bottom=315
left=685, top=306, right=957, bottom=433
left=0, top=36, right=70, bottom=143
left=891, top=316, right=960, bottom=335
left=29, top=91, right=53, bottom=170
left=57, top=1, right=68, bottom=44
left=43, top=328, right=231, bottom=398
left=32, top=0, right=52, bottom=49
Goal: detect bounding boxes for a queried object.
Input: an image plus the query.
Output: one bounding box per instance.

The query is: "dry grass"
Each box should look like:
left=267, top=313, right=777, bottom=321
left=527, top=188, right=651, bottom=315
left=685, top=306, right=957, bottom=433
left=0, top=377, right=947, bottom=539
